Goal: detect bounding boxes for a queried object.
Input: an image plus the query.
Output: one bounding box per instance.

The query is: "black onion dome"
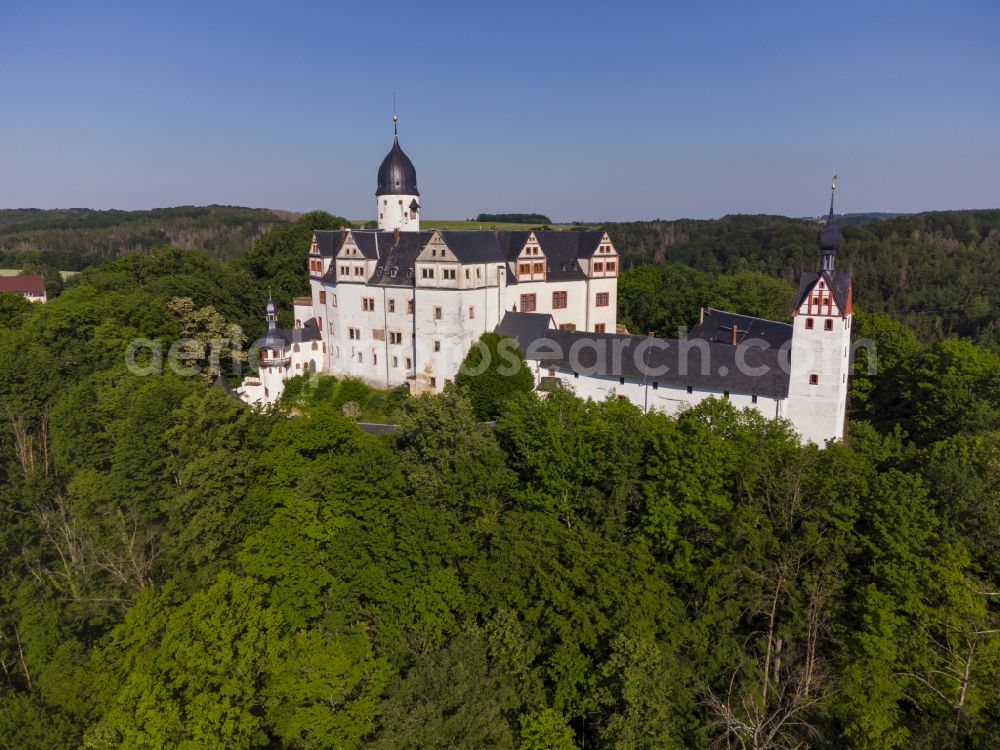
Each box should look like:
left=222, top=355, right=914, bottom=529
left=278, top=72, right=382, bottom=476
left=818, top=221, right=844, bottom=252
left=376, top=137, right=419, bottom=196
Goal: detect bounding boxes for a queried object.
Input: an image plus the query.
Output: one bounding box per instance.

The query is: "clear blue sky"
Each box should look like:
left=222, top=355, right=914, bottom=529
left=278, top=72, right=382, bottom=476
left=2, top=0, right=998, bottom=221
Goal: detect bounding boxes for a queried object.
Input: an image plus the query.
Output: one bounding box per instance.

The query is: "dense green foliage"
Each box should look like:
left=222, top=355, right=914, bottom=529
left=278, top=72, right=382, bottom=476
left=0, top=206, right=293, bottom=269
left=0, top=210, right=998, bottom=747
left=454, top=332, right=535, bottom=420
left=476, top=213, right=552, bottom=225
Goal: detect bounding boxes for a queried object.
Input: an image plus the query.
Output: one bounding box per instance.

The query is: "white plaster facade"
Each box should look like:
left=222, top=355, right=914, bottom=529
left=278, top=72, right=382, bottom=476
left=235, top=130, right=852, bottom=445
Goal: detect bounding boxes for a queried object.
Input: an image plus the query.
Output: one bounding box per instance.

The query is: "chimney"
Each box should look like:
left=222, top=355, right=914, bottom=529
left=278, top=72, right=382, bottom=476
left=732, top=325, right=738, bottom=345
left=393, top=227, right=400, bottom=244
left=339, top=226, right=346, bottom=242
left=699, top=307, right=705, bottom=324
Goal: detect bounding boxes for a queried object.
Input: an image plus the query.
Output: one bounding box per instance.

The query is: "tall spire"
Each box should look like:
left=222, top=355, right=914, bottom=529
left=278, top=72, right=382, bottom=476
left=828, top=172, right=837, bottom=220
left=817, top=173, right=844, bottom=271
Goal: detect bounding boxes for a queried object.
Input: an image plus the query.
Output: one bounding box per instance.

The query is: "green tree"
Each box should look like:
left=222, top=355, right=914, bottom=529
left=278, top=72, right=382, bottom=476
left=454, top=332, right=535, bottom=420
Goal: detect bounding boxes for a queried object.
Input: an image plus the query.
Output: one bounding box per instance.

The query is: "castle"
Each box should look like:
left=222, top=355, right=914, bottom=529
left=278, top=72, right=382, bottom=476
left=237, top=124, right=852, bottom=445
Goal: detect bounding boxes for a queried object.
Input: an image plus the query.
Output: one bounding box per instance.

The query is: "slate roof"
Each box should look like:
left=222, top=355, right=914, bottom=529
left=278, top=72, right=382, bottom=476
left=317, top=229, right=612, bottom=286
left=367, top=232, right=434, bottom=287
left=496, top=311, right=557, bottom=344
left=376, top=136, right=419, bottom=196
left=438, top=231, right=506, bottom=264
left=794, top=270, right=852, bottom=313
left=0, top=275, right=45, bottom=294
left=686, top=308, right=793, bottom=349
left=499, top=321, right=791, bottom=399
left=312, top=230, right=348, bottom=258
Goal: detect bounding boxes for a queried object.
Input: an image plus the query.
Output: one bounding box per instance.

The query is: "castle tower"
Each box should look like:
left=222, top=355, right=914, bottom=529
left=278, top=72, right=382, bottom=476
left=783, top=176, right=853, bottom=444
left=258, top=297, right=290, bottom=404
left=376, top=116, right=420, bottom=231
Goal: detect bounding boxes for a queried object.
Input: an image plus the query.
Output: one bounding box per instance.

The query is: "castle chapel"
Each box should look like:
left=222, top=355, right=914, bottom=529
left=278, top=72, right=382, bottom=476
left=237, top=123, right=851, bottom=444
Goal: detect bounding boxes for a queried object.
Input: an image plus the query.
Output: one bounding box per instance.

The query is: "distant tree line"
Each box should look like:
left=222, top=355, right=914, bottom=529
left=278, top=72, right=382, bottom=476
left=475, top=213, right=552, bottom=224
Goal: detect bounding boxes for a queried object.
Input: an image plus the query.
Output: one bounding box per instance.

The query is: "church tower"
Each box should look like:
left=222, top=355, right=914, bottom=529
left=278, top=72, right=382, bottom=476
left=376, top=116, right=420, bottom=231
left=783, top=176, right=853, bottom=444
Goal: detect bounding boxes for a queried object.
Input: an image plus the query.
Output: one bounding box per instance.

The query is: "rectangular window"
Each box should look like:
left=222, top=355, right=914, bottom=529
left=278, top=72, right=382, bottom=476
left=349, top=328, right=360, bottom=340
left=606, top=262, right=616, bottom=272
left=434, top=306, right=443, bottom=320
left=421, top=267, right=434, bottom=279
left=443, top=268, right=456, bottom=280
left=824, top=319, right=834, bottom=331
left=520, top=294, right=537, bottom=312
left=328, top=322, right=334, bottom=334
left=687, top=385, right=693, bottom=394
left=468, top=307, right=475, bottom=319
left=392, top=356, right=398, bottom=368
left=594, top=323, right=606, bottom=333
left=340, top=265, right=349, bottom=276
left=388, top=299, right=395, bottom=313
left=593, top=262, right=604, bottom=272
left=596, top=292, right=609, bottom=307
left=465, top=268, right=470, bottom=279
left=331, top=294, right=337, bottom=307
left=434, top=341, right=441, bottom=352
left=652, top=382, right=658, bottom=390
left=558, top=323, right=576, bottom=331
left=476, top=267, right=481, bottom=278
left=354, top=266, right=364, bottom=276
left=405, top=357, right=412, bottom=369
left=751, top=394, right=758, bottom=403
left=805, top=317, right=814, bottom=329
left=809, top=374, right=819, bottom=385
left=552, top=291, right=567, bottom=309
left=389, top=331, right=402, bottom=345
left=518, top=262, right=531, bottom=276
left=532, top=262, right=544, bottom=274
left=372, top=328, right=385, bottom=341
left=430, top=377, right=437, bottom=388
left=362, top=298, right=375, bottom=311
left=406, top=300, right=414, bottom=314
left=318, top=291, right=326, bottom=304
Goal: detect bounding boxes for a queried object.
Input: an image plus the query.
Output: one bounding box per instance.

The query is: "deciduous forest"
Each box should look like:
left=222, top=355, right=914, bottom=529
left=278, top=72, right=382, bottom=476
left=0, top=209, right=998, bottom=748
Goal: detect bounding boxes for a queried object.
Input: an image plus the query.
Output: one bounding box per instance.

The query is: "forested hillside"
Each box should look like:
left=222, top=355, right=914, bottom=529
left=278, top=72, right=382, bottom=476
left=0, top=211, right=998, bottom=748
left=0, top=206, right=293, bottom=269
left=606, top=209, right=1000, bottom=349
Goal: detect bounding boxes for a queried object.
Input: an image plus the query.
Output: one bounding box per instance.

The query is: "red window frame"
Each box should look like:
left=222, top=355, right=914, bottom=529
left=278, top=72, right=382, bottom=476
left=520, top=294, right=537, bottom=312
left=552, top=291, right=567, bottom=309
left=594, top=323, right=606, bottom=333
left=595, top=292, right=609, bottom=307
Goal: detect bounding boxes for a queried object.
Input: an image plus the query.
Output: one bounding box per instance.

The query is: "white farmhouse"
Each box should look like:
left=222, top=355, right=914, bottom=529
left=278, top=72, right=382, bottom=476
left=237, top=127, right=852, bottom=444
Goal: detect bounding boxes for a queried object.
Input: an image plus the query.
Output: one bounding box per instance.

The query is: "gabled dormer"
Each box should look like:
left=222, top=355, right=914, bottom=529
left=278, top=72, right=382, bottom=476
left=585, top=231, right=618, bottom=278
left=515, top=232, right=546, bottom=282
left=793, top=272, right=852, bottom=320
left=334, top=232, right=369, bottom=283
left=414, top=231, right=459, bottom=286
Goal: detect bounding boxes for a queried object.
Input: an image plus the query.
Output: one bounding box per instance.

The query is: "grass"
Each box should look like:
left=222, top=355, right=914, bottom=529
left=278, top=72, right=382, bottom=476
left=0, top=269, right=79, bottom=280
left=349, top=220, right=602, bottom=231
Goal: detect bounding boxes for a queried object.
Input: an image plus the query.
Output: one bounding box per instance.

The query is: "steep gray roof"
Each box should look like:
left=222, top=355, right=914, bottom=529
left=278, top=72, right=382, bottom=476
left=367, top=232, right=434, bottom=287
left=794, top=270, right=852, bottom=312
left=376, top=137, right=419, bottom=196
left=312, top=230, right=348, bottom=258
left=439, top=231, right=506, bottom=263
left=496, top=311, right=556, bottom=344
left=686, top=308, right=793, bottom=349
left=501, top=324, right=791, bottom=399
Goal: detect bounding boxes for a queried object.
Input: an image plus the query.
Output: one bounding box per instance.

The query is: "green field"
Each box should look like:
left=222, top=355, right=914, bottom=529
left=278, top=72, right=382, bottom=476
left=352, top=219, right=601, bottom=231
left=0, top=268, right=78, bottom=280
